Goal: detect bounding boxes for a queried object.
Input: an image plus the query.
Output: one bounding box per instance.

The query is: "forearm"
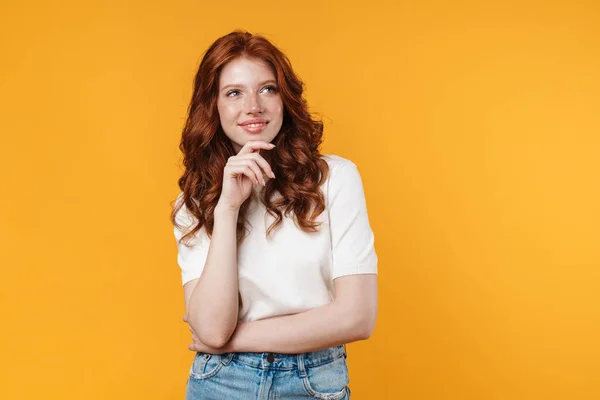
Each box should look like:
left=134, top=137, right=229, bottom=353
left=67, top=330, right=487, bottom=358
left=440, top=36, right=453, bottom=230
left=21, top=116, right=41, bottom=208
left=188, top=204, right=240, bottom=347
left=225, top=301, right=371, bottom=354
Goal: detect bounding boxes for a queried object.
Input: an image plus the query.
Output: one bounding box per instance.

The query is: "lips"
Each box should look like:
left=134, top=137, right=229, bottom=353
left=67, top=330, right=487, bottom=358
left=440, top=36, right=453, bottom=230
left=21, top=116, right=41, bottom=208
left=239, top=119, right=269, bottom=133
left=239, top=118, right=269, bottom=126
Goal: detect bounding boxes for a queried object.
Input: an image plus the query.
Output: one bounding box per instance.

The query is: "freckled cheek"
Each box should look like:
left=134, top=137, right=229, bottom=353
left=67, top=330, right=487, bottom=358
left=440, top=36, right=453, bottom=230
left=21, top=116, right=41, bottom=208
left=272, top=103, right=283, bottom=117
left=218, top=104, right=241, bottom=125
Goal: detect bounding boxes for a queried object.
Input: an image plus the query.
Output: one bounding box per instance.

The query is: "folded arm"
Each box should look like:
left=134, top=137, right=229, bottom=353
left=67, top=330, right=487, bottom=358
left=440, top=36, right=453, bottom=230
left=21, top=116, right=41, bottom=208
left=188, top=273, right=378, bottom=354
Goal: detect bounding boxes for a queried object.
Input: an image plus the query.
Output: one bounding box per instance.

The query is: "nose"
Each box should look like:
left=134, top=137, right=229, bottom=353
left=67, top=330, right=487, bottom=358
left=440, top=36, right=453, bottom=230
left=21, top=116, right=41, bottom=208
left=243, top=92, right=263, bottom=114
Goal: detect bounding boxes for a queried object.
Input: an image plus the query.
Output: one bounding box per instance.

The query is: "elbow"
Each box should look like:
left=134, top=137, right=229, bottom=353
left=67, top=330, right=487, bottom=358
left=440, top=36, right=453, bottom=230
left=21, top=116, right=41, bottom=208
left=352, top=310, right=377, bottom=341
left=354, top=321, right=375, bottom=341
left=188, top=316, right=234, bottom=349
left=337, top=299, right=378, bottom=342
left=197, top=332, right=230, bottom=349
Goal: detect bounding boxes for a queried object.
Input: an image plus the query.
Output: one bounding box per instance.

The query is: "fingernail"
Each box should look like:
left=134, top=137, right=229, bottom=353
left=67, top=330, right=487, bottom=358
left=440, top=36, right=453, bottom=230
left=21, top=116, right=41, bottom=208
left=269, top=144, right=275, bottom=147
left=270, top=172, right=276, bottom=178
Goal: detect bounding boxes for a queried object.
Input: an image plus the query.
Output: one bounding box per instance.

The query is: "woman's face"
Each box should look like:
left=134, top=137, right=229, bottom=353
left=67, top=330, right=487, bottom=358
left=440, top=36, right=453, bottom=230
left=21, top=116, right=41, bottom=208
left=217, top=57, right=284, bottom=154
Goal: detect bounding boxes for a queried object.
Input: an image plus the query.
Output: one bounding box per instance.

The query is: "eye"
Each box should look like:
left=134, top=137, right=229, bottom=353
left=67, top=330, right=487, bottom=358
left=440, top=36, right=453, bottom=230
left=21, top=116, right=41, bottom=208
left=262, top=85, right=278, bottom=93
left=226, top=89, right=240, bottom=97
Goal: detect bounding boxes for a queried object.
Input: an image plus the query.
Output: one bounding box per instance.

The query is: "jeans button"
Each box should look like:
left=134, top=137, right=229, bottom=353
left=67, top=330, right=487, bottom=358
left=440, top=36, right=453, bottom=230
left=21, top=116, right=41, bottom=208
left=267, top=353, right=274, bottom=363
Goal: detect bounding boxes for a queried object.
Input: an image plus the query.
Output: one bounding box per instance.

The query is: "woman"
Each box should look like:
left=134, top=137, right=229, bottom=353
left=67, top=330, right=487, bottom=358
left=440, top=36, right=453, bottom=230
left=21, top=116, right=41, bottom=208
left=172, top=30, right=378, bottom=400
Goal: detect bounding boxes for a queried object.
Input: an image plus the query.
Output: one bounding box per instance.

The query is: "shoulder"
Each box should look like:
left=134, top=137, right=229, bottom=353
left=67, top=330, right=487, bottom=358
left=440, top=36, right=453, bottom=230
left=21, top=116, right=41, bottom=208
left=174, top=192, right=193, bottom=223
left=321, top=153, right=359, bottom=179
left=320, top=154, right=367, bottom=202
left=173, top=192, right=204, bottom=243
left=174, top=192, right=201, bottom=218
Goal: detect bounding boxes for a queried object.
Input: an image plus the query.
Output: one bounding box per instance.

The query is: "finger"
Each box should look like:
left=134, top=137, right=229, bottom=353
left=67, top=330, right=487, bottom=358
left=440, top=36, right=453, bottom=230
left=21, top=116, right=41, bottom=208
left=237, top=140, right=275, bottom=156
left=228, top=159, right=265, bottom=185
left=235, top=153, right=275, bottom=179
left=183, top=314, right=188, bottom=323
left=225, top=163, right=262, bottom=186
left=224, top=164, right=260, bottom=186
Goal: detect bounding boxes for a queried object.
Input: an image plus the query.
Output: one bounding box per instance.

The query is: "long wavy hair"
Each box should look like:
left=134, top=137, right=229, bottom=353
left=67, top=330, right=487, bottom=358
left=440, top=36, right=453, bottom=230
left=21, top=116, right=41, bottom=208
left=171, top=30, right=330, bottom=246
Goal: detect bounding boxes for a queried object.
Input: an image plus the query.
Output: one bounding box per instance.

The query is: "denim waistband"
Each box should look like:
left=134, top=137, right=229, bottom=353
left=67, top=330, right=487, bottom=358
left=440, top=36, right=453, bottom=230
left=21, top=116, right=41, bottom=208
left=221, top=344, right=346, bottom=371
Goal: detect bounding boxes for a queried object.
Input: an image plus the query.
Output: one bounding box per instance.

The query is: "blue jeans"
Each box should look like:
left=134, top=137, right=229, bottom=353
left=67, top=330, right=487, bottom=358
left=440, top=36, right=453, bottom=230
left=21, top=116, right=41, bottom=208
left=185, top=344, right=351, bottom=399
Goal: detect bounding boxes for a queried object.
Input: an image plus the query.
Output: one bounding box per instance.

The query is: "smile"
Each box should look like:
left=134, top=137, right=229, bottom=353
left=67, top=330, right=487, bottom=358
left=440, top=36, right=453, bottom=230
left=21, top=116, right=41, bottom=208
left=240, top=122, right=268, bottom=133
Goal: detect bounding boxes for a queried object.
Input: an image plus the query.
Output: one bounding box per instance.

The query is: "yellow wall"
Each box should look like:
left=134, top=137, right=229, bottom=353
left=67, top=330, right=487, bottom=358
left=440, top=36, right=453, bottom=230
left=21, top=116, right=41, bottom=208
left=1, top=1, right=599, bottom=399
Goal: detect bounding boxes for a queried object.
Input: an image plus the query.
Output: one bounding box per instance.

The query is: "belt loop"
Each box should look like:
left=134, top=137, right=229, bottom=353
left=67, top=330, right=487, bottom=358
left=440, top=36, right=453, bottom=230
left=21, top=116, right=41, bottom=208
left=221, top=352, right=235, bottom=366
left=343, top=344, right=347, bottom=358
left=297, top=353, right=307, bottom=377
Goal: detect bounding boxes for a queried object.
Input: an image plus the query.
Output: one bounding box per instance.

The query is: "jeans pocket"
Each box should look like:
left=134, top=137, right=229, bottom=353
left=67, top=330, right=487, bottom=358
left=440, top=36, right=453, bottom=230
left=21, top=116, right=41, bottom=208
left=189, top=352, right=233, bottom=381
left=301, top=355, right=349, bottom=400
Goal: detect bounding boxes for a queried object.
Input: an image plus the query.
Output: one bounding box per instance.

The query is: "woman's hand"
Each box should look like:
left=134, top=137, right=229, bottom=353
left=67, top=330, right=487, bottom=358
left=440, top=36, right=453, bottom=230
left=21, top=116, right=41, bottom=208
left=217, top=140, right=276, bottom=211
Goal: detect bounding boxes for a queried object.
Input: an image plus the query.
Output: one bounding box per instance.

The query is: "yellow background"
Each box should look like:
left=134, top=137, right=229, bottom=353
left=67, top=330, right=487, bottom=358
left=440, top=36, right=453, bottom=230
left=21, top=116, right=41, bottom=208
left=1, top=0, right=599, bottom=399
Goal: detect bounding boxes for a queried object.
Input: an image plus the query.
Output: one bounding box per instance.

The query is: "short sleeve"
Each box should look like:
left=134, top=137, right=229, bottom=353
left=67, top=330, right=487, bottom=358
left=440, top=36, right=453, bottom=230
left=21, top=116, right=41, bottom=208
left=328, top=161, right=378, bottom=279
left=173, top=194, right=211, bottom=287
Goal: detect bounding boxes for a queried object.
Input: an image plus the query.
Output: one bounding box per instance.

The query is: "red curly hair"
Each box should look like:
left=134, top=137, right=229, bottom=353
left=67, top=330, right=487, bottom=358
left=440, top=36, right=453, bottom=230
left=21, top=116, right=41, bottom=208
left=171, top=30, right=330, bottom=246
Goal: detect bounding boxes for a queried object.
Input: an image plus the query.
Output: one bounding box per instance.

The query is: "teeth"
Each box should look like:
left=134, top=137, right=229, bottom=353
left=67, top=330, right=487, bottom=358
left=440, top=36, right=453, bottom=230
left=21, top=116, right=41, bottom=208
left=246, top=123, right=264, bottom=128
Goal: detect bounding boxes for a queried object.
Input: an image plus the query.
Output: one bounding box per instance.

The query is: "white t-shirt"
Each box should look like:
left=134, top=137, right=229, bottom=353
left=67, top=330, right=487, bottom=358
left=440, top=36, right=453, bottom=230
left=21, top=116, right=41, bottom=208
left=173, top=154, right=378, bottom=323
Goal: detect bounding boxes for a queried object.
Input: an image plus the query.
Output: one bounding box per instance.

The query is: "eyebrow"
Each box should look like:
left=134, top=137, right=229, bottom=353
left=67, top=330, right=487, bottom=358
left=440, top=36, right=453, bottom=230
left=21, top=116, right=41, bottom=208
left=221, top=80, right=278, bottom=92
